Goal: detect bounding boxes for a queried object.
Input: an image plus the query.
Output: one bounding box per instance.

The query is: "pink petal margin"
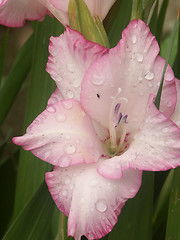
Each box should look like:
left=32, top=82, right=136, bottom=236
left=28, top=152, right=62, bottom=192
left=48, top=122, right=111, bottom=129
left=46, top=162, right=142, bottom=240
left=0, top=0, right=49, bottom=27
left=98, top=94, right=180, bottom=179
left=13, top=99, right=104, bottom=167
left=46, top=27, right=107, bottom=101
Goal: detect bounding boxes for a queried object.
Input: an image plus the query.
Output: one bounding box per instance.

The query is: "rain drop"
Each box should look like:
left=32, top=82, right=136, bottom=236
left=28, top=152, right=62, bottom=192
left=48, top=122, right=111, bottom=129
left=59, top=155, right=71, bottom=167
left=62, top=101, right=73, bottom=110
left=148, top=82, right=153, bottom=88
left=89, top=178, right=98, bottom=188
left=64, top=144, right=76, bottom=154
left=131, top=34, right=137, bottom=44
left=164, top=71, right=174, bottom=81
left=47, top=105, right=56, bottom=113
left=56, top=75, right=63, bottom=82
left=167, top=101, right=172, bottom=107
left=56, top=113, right=66, bottom=122
left=64, top=176, right=72, bottom=185
left=92, top=74, right=104, bottom=85
left=68, top=64, right=74, bottom=73
left=67, top=90, right=74, bottom=98
left=95, top=199, right=107, bottom=213
left=136, top=53, right=144, bottom=62
left=162, top=127, right=168, bottom=133
left=145, top=71, right=154, bottom=80
left=43, top=150, right=51, bottom=159
left=138, top=76, right=143, bottom=82
left=61, top=189, right=68, bottom=197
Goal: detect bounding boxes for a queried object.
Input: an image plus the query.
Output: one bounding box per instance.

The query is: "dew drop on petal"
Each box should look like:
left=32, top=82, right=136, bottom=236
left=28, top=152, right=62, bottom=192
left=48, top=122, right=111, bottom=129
left=73, top=80, right=80, bottom=88
left=95, top=199, right=107, bottom=213
left=64, top=144, right=76, bottom=154
left=89, top=178, right=98, bottom=188
left=67, top=90, right=74, bottom=99
left=145, top=71, right=154, bottom=80
left=138, top=76, right=143, bottom=82
left=162, top=127, right=169, bottom=133
left=68, top=64, right=74, bottom=73
left=56, top=113, right=66, bottom=122
left=62, top=101, right=73, bottom=110
left=61, top=189, right=68, bottom=196
left=91, top=74, right=104, bottom=85
left=167, top=101, right=172, bottom=107
left=131, top=34, right=137, bottom=44
left=59, top=155, right=71, bottom=167
left=148, top=82, right=154, bottom=88
left=43, top=150, right=51, bottom=159
left=136, top=53, right=143, bottom=62
left=165, top=139, right=175, bottom=145
left=64, top=176, right=72, bottom=185
left=47, top=105, right=56, bottom=113
left=164, top=71, right=174, bottom=81
left=65, top=134, right=70, bottom=140
left=56, top=75, right=63, bottom=82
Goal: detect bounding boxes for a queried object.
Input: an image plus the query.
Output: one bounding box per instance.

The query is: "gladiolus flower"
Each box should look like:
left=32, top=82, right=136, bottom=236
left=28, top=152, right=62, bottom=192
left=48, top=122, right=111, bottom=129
left=13, top=20, right=180, bottom=239
left=0, top=0, right=116, bottom=27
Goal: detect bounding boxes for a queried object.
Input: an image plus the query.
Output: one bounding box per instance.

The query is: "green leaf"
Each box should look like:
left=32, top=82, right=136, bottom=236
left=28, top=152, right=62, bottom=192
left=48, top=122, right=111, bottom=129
left=108, top=0, right=133, bottom=48
left=0, top=34, right=33, bottom=127
left=3, top=182, right=57, bottom=240
left=165, top=168, right=180, bottom=240
left=12, top=16, right=64, bottom=219
left=154, top=14, right=178, bottom=109
left=68, top=0, right=109, bottom=47
left=0, top=29, right=8, bottom=84
left=108, top=172, right=154, bottom=240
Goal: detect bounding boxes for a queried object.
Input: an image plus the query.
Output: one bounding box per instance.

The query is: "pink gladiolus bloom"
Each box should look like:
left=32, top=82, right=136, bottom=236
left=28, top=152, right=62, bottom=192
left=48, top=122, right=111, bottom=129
left=0, top=0, right=116, bottom=27
left=13, top=20, right=180, bottom=239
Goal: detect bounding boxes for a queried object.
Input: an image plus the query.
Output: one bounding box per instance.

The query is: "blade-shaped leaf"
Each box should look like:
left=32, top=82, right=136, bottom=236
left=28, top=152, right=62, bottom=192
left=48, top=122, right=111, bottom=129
left=13, top=16, right=64, bottom=219
left=3, top=182, right=57, bottom=240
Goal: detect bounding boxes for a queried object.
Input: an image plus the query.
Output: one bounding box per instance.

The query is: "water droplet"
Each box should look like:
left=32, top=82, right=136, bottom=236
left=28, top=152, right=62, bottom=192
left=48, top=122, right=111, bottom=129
left=167, top=101, right=172, bottom=107
left=67, top=90, right=74, bottom=98
left=68, top=64, right=74, bottom=73
left=48, top=97, right=57, bottom=105
left=148, top=82, right=153, bottom=88
left=92, top=74, right=104, bottom=85
left=89, top=178, right=98, bottom=188
left=61, top=189, right=68, bottom=196
left=73, top=80, right=80, bottom=87
left=47, top=105, right=56, bottom=113
left=51, top=51, right=57, bottom=57
left=132, top=22, right=137, bottom=28
left=43, top=150, right=51, bottom=159
left=56, top=113, right=66, bottom=122
left=64, top=176, right=71, bottom=185
left=138, top=76, right=143, bottom=82
left=164, top=71, right=174, bottom=81
left=145, top=71, right=154, bottom=80
left=95, top=199, right=107, bottom=213
left=64, top=144, right=76, bottom=154
left=62, top=101, right=73, bottom=110
left=136, top=53, right=144, bottom=62
left=166, top=139, right=175, bottom=145
left=162, top=127, right=168, bottom=133
left=157, top=81, right=160, bottom=87
left=131, top=34, right=137, bottom=44
left=65, top=134, right=70, bottom=139
left=59, top=155, right=71, bottom=167
left=56, top=75, right=63, bottom=82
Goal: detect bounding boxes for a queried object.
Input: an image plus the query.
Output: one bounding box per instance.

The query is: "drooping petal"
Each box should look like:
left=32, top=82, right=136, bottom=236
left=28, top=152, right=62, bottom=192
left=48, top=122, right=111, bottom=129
left=49, top=0, right=116, bottom=21
left=47, top=28, right=107, bottom=101
left=98, top=95, right=180, bottom=179
left=171, top=79, right=180, bottom=127
left=0, top=0, right=48, bottom=27
left=13, top=99, right=104, bottom=167
left=46, top=161, right=142, bottom=240
left=81, top=19, right=176, bottom=133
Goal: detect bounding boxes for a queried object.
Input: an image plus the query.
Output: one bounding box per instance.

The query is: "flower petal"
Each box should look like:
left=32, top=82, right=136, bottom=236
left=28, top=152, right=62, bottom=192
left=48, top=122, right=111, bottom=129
left=98, top=95, right=180, bottom=179
left=13, top=99, right=103, bottom=167
left=46, top=162, right=142, bottom=240
left=171, top=79, right=180, bottom=127
left=47, top=87, right=64, bottom=106
left=81, top=20, right=176, bottom=133
left=0, top=0, right=48, bottom=27
left=46, top=28, right=107, bottom=101
left=49, top=0, right=116, bottom=21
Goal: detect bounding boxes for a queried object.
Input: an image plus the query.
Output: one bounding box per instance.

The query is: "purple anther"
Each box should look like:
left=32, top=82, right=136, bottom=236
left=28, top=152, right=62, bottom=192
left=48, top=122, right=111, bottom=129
left=122, top=115, right=128, bottom=123
left=115, top=112, right=123, bottom=127
left=114, top=103, right=121, bottom=115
